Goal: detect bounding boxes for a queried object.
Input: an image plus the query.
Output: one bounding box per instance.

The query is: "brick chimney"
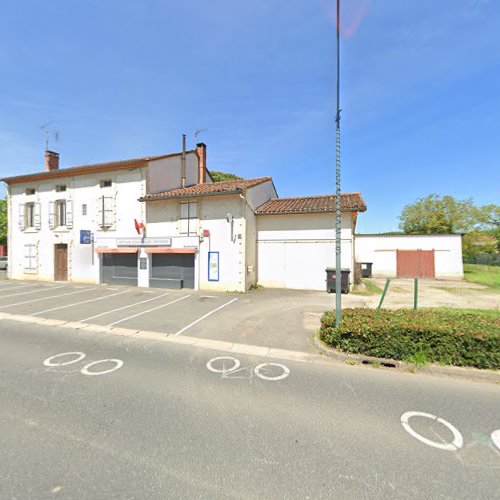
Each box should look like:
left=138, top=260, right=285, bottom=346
left=196, top=143, right=207, bottom=184
left=45, top=150, right=59, bottom=171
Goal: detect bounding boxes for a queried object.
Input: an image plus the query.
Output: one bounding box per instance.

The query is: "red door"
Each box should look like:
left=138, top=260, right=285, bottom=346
left=397, top=250, right=435, bottom=278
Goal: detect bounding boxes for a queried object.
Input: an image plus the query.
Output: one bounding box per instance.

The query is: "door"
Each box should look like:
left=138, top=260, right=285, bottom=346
left=151, top=253, right=195, bottom=289
left=397, top=250, right=435, bottom=278
left=54, top=244, right=68, bottom=281
left=102, top=253, right=138, bottom=286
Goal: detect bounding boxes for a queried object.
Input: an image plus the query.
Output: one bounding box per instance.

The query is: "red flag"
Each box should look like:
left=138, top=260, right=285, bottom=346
left=134, top=219, right=141, bottom=235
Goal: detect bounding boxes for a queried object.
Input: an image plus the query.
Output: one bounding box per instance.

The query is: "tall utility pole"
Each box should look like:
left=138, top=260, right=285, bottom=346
left=335, top=0, right=342, bottom=326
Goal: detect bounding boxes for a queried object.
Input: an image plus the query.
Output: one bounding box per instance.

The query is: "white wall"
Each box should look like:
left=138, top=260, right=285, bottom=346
left=245, top=180, right=277, bottom=211
left=147, top=152, right=207, bottom=194
left=256, top=212, right=355, bottom=290
left=355, top=234, right=464, bottom=278
left=146, top=194, right=247, bottom=292
left=8, top=167, right=146, bottom=283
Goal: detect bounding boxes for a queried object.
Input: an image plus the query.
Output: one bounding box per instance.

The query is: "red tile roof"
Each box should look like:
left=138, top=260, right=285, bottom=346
left=139, top=177, right=273, bottom=201
left=2, top=151, right=191, bottom=185
left=256, top=193, right=366, bottom=214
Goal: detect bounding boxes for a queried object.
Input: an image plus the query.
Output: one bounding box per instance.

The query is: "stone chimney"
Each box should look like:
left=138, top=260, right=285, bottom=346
left=45, top=150, right=59, bottom=171
left=196, top=143, right=207, bottom=184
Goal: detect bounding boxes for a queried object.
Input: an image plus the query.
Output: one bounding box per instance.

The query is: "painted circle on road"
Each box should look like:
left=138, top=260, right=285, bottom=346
left=43, top=352, right=86, bottom=367
left=400, top=411, right=463, bottom=451
left=206, top=357, right=240, bottom=374
left=254, top=363, right=290, bottom=381
left=80, top=359, right=123, bottom=376
left=491, top=430, right=500, bottom=451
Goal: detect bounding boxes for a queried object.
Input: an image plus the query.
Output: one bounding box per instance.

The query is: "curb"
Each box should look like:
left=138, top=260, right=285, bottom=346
left=313, top=334, right=500, bottom=384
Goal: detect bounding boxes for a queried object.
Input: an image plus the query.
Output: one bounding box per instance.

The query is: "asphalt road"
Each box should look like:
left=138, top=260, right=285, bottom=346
left=0, top=319, right=499, bottom=499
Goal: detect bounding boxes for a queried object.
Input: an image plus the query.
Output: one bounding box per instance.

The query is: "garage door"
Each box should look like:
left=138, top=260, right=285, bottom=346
left=151, top=253, right=195, bottom=289
left=102, top=253, right=138, bottom=286
left=397, top=250, right=435, bottom=278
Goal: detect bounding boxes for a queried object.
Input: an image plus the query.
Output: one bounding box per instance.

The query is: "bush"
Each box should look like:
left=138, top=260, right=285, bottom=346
left=319, top=308, right=500, bottom=370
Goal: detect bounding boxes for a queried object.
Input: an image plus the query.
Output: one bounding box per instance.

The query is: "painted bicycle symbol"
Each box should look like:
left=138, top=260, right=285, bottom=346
left=206, top=356, right=290, bottom=382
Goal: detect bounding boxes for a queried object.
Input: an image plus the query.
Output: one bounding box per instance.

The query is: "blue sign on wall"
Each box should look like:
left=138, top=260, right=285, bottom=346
left=208, top=251, right=219, bottom=282
left=80, top=230, right=92, bottom=245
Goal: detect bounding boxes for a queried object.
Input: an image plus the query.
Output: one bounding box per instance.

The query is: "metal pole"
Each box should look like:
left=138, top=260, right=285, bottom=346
left=413, top=277, right=418, bottom=310
left=377, top=278, right=390, bottom=310
left=335, top=0, right=342, bottom=326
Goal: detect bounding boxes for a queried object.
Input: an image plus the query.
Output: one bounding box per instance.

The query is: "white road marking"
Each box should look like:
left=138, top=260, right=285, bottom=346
left=30, top=290, right=130, bottom=316
left=0, top=284, right=66, bottom=299
left=491, top=430, right=500, bottom=451
left=107, top=294, right=191, bottom=327
left=254, top=363, right=290, bottom=381
left=43, top=352, right=86, bottom=367
left=174, top=297, right=238, bottom=336
left=81, top=359, right=123, bottom=376
left=0, top=287, right=95, bottom=309
left=0, top=283, right=41, bottom=292
left=206, top=356, right=241, bottom=373
left=79, top=292, right=171, bottom=322
left=400, top=411, right=463, bottom=451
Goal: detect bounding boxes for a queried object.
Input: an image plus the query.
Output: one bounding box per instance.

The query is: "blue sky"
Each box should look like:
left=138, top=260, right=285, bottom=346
left=0, top=0, right=498, bottom=232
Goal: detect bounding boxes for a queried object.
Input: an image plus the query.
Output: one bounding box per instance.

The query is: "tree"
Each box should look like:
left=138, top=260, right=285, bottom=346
left=210, top=171, right=243, bottom=182
left=398, top=194, right=480, bottom=234
left=0, top=198, right=6, bottom=245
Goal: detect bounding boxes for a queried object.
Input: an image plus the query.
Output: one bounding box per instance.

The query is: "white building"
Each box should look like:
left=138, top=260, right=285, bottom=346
left=3, top=144, right=367, bottom=292
left=355, top=234, right=464, bottom=279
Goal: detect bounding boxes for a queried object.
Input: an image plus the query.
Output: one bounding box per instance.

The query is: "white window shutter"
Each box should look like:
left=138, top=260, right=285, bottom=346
left=34, top=203, right=41, bottom=230
left=180, top=203, right=189, bottom=219
left=189, top=202, right=198, bottom=218
left=96, top=196, right=103, bottom=226
left=49, top=201, right=56, bottom=229
left=66, top=199, right=73, bottom=228
left=18, top=203, right=25, bottom=231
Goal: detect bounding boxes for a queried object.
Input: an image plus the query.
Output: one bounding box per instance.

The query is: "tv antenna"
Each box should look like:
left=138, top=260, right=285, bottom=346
left=194, top=128, right=207, bottom=141
left=40, top=122, right=60, bottom=151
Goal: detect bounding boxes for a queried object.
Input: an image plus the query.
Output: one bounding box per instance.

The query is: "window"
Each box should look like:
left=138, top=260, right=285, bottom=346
left=56, top=185, right=67, bottom=192
left=82, top=204, right=87, bottom=216
left=24, top=244, right=38, bottom=273
left=100, top=180, right=112, bottom=188
left=24, top=202, right=35, bottom=228
left=97, top=195, right=114, bottom=228
left=25, top=188, right=35, bottom=195
left=180, top=202, right=198, bottom=236
left=55, top=200, right=67, bottom=227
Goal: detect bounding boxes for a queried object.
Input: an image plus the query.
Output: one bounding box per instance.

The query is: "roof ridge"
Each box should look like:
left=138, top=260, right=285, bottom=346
left=265, top=192, right=361, bottom=201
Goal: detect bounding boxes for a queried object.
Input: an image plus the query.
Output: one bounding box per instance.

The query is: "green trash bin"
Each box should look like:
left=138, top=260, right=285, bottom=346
left=325, top=268, right=350, bottom=294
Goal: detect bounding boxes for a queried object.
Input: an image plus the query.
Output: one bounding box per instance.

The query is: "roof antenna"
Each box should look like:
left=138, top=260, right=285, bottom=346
left=41, top=121, right=53, bottom=150
left=195, top=128, right=207, bottom=141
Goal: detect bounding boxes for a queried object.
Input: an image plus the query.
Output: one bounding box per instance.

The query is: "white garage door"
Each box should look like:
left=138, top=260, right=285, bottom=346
left=257, top=240, right=340, bottom=291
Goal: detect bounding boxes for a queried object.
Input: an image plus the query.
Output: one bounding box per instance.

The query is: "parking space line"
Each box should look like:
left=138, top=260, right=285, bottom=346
left=79, top=292, right=171, bottom=322
left=0, top=287, right=95, bottom=310
left=107, top=294, right=191, bottom=327
left=30, top=290, right=131, bottom=316
left=174, top=298, right=238, bottom=336
left=0, top=283, right=41, bottom=292
left=0, top=284, right=66, bottom=299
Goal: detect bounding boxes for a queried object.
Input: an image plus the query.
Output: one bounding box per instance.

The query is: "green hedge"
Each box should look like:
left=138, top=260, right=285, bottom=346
left=319, top=308, right=500, bottom=370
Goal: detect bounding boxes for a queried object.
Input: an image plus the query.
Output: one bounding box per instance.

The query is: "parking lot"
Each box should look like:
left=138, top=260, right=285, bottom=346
left=0, top=277, right=357, bottom=352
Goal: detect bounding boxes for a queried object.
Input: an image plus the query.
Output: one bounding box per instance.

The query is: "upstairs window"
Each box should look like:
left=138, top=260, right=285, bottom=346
left=100, top=180, right=112, bottom=188
left=25, top=188, right=35, bottom=195
left=97, top=195, right=114, bottom=228
left=180, top=202, right=198, bottom=236
left=24, top=202, right=35, bottom=228
left=56, top=185, right=67, bottom=192
left=55, top=200, right=67, bottom=227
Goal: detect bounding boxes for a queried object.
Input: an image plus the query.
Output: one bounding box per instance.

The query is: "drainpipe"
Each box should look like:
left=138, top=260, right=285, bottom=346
left=181, top=134, right=186, bottom=188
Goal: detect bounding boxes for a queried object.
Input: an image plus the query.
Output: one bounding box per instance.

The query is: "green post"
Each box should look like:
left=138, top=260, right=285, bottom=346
left=377, top=278, right=390, bottom=310
left=414, top=277, right=418, bottom=310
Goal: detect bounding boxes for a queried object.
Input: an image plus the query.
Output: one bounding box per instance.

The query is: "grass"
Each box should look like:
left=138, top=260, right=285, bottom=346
left=464, top=263, right=500, bottom=291
left=351, top=279, right=383, bottom=296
